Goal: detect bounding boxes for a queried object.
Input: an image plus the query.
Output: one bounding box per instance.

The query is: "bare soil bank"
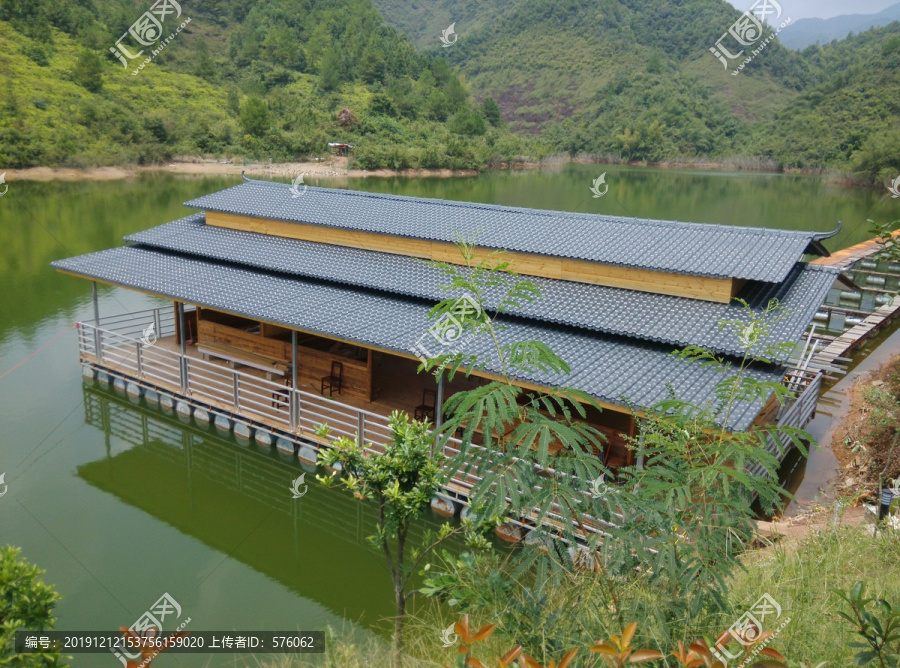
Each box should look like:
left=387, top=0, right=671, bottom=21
left=834, top=355, right=900, bottom=497
left=4, top=155, right=854, bottom=183
left=3, top=157, right=482, bottom=182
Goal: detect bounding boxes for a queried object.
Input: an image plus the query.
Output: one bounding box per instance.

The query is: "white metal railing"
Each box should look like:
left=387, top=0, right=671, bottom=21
left=776, top=370, right=823, bottom=427
left=75, top=319, right=620, bottom=541
left=78, top=314, right=829, bottom=543
left=96, top=306, right=177, bottom=342
left=76, top=320, right=396, bottom=449
left=78, top=316, right=823, bottom=537
left=747, top=371, right=824, bottom=479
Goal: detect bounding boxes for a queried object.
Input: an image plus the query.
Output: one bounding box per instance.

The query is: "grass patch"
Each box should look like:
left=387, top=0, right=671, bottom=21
left=727, top=516, right=900, bottom=665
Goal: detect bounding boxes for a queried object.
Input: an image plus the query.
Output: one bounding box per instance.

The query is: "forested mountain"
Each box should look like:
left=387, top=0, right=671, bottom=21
left=371, top=0, right=811, bottom=129
left=0, top=0, right=533, bottom=169
left=779, top=2, right=900, bottom=49
left=372, top=0, right=900, bottom=179
left=2, top=0, right=899, bottom=181
left=758, top=23, right=900, bottom=180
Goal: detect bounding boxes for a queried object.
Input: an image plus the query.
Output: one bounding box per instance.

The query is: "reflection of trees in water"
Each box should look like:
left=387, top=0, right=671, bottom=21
left=76, top=383, right=460, bottom=627
left=0, top=175, right=236, bottom=337
left=335, top=164, right=875, bottom=252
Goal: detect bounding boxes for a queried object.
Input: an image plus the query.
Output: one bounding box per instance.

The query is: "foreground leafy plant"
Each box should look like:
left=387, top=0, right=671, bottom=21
left=316, top=413, right=484, bottom=666
left=450, top=614, right=521, bottom=668
left=517, top=648, right=578, bottom=668
left=420, top=243, right=810, bottom=655
left=451, top=620, right=788, bottom=668
left=833, top=581, right=900, bottom=666
left=426, top=239, right=609, bottom=552
left=590, top=622, right=663, bottom=666
left=595, top=299, right=809, bottom=621
left=868, top=219, right=900, bottom=264
left=0, top=545, right=64, bottom=666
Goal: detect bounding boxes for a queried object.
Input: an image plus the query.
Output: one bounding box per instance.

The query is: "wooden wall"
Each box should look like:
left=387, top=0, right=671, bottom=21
left=296, top=346, right=369, bottom=402
left=197, top=318, right=371, bottom=401
left=198, top=320, right=289, bottom=359
left=205, top=211, right=739, bottom=303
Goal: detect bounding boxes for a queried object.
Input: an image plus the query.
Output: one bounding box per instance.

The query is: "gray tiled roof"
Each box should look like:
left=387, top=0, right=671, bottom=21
left=51, top=247, right=782, bottom=431
left=184, top=179, right=840, bottom=283
left=126, top=214, right=841, bottom=359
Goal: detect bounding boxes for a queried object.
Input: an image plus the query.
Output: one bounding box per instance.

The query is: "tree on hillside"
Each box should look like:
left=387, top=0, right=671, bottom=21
left=481, top=98, right=503, bottom=127
left=262, top=24, right=305, bottom=71
left=449, top=106, right=487, bottom=136
left=194, top=40, right=217, bottom=82
left=73, top=48, right=103, bottom=93
left=239, top=97, right=270, bottom=137
left=359, top=40, right=387, bottom=84
left=318, top=48, right=343, bottom=92
left=369, top=93, right=399, bottom=118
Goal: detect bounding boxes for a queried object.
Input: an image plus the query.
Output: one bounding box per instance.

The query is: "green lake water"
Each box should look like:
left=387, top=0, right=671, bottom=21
left=0, top=163, right=896, bottom=665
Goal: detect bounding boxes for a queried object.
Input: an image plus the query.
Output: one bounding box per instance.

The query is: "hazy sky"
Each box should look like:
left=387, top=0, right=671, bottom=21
left=728, top=0, right=898, bottom=20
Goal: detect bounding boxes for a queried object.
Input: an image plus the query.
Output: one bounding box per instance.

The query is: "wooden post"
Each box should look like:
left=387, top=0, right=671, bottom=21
left=177, top=303, right=187, bottom=356
left=92, top=281, right=100, bottom=324
left=367, top=349, right=374, bottom=401
left=152, top=307, right=161, bottom=341
left=436, top=375, right=444, bottom=430
left=291, top=330, right=298, bottom=432
left=633, top=418, right=645, bottom=471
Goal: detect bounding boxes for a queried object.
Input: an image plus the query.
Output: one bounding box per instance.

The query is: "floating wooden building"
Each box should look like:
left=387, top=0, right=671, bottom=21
left=52, top=177, right=841, bottom=515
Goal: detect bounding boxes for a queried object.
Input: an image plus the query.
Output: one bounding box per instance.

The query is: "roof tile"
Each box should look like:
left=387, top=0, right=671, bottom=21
left=183, top=180, right=839, bottom=283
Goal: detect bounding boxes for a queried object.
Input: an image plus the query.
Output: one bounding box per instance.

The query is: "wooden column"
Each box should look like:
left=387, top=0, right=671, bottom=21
left=92, top=281, right=100, bottom=325
left=367, top=349, right=374, bottom=401
left=436, top=375, right=444, bottom=430
left=632, top=417, right=644, bottom=470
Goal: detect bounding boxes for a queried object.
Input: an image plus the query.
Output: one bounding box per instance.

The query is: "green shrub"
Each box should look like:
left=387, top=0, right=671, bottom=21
left=0, top=546, right=63, bottom=666
left=72, top=48, right=102, bottom=92
left=239, top=97, right=270, bottom=137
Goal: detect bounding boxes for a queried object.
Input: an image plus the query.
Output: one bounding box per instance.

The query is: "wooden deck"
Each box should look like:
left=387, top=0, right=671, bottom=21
left=801, top=232, right=900, bottom=377
left=806, top=296, right=900, bottom=374
left=75, top=306, right=825, bottom=545
left=168, top=335, right=484, bottom=424
left=812, top=229, right=900, bottom=269
left=86, top=331, right=487, bottom=445
left=80, top=325, right=627, bottom=543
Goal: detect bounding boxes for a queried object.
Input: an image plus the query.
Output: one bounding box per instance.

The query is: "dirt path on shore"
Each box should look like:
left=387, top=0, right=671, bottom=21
left=3, top=157, right=482, bottom=182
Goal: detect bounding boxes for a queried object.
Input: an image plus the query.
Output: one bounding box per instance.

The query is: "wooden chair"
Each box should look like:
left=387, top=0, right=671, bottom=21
left=272, top=376, right=291, bottom=410
left=414, top=389, right=437, bottom=422
left=321, top=361, right=343, bottom=397
left=602, top=439, right=629, bottom=477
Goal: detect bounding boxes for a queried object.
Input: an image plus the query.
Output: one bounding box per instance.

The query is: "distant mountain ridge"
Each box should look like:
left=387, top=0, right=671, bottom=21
left=371, top=0, right=900, bottom=180
left=779, top=1, right=900, bottom=49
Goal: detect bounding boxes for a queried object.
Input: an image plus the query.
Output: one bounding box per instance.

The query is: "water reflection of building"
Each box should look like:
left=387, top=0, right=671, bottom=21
left=77, top=383, right=454, bottom=627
